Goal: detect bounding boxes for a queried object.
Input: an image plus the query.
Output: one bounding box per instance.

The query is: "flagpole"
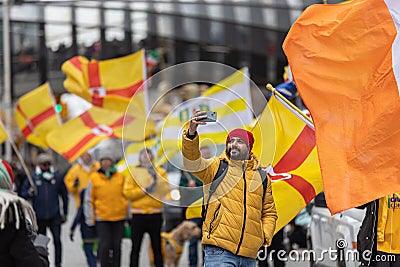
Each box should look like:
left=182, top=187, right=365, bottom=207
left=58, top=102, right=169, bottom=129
left=2, top=0, right=12, bottom=162
left=266, top=83, right=314, bottom=125
left=0, top=121, right=36, bottom=192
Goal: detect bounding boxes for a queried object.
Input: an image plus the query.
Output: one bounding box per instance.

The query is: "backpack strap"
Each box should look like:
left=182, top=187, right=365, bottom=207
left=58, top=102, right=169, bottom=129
left=257, top=167, right=268, bottom=199
left=202, top=159, right=228, bottom=221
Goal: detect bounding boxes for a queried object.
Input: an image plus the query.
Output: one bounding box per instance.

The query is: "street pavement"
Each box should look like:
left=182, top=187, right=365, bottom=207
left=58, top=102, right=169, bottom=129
left=47, top=197, right=310, bottom=267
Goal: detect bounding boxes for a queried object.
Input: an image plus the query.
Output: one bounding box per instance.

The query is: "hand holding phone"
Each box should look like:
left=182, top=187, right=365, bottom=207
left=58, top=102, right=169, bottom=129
left=198, top=111, right=217, bottom=122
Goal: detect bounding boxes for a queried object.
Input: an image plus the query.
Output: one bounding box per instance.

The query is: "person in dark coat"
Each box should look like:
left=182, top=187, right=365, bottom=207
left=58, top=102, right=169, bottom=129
left=0, top=159, right=49, bottom=267
left=21, top=153, right=68, bottom=267
left=70, top=189, right=98, bottom=267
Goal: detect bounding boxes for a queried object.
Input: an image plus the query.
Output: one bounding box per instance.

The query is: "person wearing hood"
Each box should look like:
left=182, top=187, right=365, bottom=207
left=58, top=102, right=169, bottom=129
left=84, top=149, right=128, bottom=267
left=182, top=110, right=277, bottom=267
left=64, top=152, right=100, bottom=209
left=0, top=159, right=49, bottom=267
left=21, top=153, right=68, bottom=267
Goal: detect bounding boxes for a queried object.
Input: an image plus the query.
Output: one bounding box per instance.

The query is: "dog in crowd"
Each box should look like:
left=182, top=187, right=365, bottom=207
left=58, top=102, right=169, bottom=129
left=150, top=220, right=202, bottom=267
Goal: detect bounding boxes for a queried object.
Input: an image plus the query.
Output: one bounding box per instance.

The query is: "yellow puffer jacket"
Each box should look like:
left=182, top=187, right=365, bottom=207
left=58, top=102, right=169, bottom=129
left=122, top=166, right=170, bottom=214
left=85, top=170, right=128, bottom=224
left=182, top=130, right=277, bottom=259
left=64, top=162, right=100, bottom=208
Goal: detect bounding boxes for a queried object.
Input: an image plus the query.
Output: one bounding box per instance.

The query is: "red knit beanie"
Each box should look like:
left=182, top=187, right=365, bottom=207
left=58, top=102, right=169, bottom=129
left=0, top=159, right=14, bottom=183
left=226, top=128, right=254, bottom=152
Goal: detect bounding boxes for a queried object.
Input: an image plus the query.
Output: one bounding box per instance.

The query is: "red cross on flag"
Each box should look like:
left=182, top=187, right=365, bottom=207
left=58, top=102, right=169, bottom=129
left=61, top=50, right=146, bottom=113
left=15, top=82, right=61, bottom=149
left=252, top=90, right=323, bottom=232
left=46, top=106, right=135, bottom=162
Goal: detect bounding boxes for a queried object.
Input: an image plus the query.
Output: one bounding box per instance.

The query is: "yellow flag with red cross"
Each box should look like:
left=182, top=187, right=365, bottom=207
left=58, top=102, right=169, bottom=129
left=252, top=90, right=323, bottom=233
left=15, top=83, right=61, bottom=149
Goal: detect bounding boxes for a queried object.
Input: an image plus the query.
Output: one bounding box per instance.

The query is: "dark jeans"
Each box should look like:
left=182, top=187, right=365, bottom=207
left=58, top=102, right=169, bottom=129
left=96, top=220, right=124, bottom=267
left=188, top=218, right=202, bottom=267
left=258, top=228, right=286, bottom=267
left=130, top=213, right=163, bottom=267
left=83, top=242, right=97, bottom=267
left=37, top=218, right=62, bottom=267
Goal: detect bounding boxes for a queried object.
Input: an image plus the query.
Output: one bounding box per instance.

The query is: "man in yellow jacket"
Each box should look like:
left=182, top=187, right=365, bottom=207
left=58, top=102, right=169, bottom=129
left=182, top=110, right=277, bottom=267
left=64, top=152, right=99, bottom=209
left=122, top=148, right=170, bottom=267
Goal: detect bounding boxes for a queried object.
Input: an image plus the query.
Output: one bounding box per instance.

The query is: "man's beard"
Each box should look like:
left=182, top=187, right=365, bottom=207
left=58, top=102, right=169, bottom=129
left=227, top=147, right=248, bottom=160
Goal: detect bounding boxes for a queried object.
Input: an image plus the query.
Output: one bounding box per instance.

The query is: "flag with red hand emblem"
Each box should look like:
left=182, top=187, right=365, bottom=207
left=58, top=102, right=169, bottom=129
left=252, top=89, right=322, bottom=232
left=61, top=50, right=147, bottom=113
left=46, top=106, right=136, bottom=162
left=15, top=83, right=61, bottom=149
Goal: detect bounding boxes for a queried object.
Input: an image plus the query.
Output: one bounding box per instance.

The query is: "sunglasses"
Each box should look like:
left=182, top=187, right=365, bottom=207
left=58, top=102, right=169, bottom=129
left=40, top=162, right=51, bottom=167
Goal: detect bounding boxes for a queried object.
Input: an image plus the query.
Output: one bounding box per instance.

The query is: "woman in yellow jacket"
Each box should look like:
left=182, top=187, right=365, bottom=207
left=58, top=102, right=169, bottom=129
left=84, top=150, right=128, bottom=267
left=122, top=148, right=170, bottom=267
left=64, top=152, right=99, bottom=209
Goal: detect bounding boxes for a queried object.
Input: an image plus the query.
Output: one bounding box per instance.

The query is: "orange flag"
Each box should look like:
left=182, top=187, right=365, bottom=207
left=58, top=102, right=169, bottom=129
left=252, top=90, right=323, bottom=232
left=62, top=50, right=147, bottom=113
left=283, top=0, right=400, bottom=214
left=46, top=107, right=135, bottom=162
left=15, top=83, right=61, bottom=149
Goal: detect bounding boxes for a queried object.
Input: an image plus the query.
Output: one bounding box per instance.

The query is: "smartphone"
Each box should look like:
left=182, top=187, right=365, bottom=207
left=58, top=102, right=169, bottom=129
left=198, top=111, right=217, bottom=122
left=34, top=234, right=50, bottom=247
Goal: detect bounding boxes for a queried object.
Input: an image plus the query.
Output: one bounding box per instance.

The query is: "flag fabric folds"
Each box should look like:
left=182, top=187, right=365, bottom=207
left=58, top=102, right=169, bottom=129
left=46, top=107, right=134, bottom=162
left=15, top=83, right=61, bottom=149
left=0, top=121, right=8, bottom=144
left=62, top=50, right=147, bottom=113
left=252, top=91, right=323, bottom=232
left=283, top=0, right=400, bottom=214
left=159, top=68, right=254, bottom=153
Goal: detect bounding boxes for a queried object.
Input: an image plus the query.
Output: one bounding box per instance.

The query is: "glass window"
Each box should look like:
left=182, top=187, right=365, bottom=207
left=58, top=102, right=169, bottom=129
left=76, top=8, right=100, bottom=27
left=182, top=18, right=199, bottom=41
left=210, top=21, right=224, bottom=45
left=180, top=3, right=201, bottom=16
left=207, top=4, right=224, bottom=20
left=11, top=22, right=40, bottom=98
left=45, top=25, right=72, bottom=51
left=10, top=4, right=41, bottom=22
left=131, top=11, right=148, bottom=39
left=234, top=6, right=251, bottom=24
left=77, top=27, right=100, bottom=59
left=262, top=8, right=278, bottom=28
left=105, top=9, right=124, bottom=28
left=130, top=2, right=149, bottom=11
left=154, top=2, right=175, bottom=14
left=157, top=15, right=174, bottom=38
left=45, top=6, right=71, bottom=23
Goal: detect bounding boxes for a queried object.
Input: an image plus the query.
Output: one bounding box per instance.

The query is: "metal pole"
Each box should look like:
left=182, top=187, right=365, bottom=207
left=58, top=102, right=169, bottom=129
left=2, top=0, right=12, bottom=162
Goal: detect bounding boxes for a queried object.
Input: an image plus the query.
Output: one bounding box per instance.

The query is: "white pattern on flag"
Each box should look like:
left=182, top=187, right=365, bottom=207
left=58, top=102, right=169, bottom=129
left=385, top=0, right=400, bottom=95
left=158, top=68, right=254, bottom=151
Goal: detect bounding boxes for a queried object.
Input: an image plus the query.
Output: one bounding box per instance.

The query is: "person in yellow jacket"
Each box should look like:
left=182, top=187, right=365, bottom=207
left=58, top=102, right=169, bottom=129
left=122, top=148, right=169, bottom=267
left=357, top=193, right=400, bottom=266
left=64, top=152, right=99, bottom=209
left=84, top=149, right=128, bottom=267
left=182, top=110, right=277, bottom=267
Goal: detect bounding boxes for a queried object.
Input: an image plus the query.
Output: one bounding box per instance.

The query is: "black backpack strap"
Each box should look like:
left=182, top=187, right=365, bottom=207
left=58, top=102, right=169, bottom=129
left=257, top=167, right=268, bottom=199
left=202, top=159, right=228, bottom=221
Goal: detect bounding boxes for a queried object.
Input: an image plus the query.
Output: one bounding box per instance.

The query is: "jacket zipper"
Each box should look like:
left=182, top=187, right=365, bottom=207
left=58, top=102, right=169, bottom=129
left=367, top=201, right=377, bottom=266
left=235, top=165, right=247, bottom=254
left=207, top=203, right=221, bottom=239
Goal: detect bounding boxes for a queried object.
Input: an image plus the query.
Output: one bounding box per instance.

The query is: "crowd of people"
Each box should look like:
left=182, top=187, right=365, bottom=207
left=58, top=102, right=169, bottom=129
left=1, top=97, right=399, bottom=267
